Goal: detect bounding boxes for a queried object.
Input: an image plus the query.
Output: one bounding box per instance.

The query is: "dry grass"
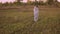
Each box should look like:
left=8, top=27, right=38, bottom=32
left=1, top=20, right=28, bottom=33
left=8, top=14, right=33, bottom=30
left=0, top=6, right=60, bottom=34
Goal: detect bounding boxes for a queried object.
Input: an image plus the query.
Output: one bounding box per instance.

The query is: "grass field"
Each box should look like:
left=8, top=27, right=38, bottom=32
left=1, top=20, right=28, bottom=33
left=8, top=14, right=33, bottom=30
left=0, top=6, right=60, bottom=34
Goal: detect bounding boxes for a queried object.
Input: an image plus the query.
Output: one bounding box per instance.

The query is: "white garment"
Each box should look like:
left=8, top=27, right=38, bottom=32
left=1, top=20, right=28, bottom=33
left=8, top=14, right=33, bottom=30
left=34, top=6, right=39, bottom=22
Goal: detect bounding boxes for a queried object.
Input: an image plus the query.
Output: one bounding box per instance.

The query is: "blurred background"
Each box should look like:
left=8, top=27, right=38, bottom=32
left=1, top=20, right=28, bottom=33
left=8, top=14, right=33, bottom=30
left=0, top=0, right=60, bottom=34
left=0, top=0, right=60, bottom=7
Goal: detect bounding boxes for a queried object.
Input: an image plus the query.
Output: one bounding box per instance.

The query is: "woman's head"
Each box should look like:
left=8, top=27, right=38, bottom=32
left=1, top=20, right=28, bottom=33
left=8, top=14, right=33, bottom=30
left=36, top=5, right=38, bottom=7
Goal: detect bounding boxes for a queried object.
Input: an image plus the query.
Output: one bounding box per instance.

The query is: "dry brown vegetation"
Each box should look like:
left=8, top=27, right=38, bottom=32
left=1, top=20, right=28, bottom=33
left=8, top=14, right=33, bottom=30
left=0, top=6, right=60, bottom=34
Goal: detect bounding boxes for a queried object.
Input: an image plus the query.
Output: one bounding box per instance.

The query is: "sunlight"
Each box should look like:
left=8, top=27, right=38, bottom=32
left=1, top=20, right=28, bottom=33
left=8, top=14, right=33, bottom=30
left=0, top=0, right=60, bottom=3
left=58, top=0, right=60, bottom=2
left=0, top=0, right=16, bottom=3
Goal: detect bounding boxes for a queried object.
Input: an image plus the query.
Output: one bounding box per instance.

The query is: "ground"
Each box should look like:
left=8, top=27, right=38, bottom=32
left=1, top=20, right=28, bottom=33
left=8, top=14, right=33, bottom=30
left=0, top=6, right=60, bottom=34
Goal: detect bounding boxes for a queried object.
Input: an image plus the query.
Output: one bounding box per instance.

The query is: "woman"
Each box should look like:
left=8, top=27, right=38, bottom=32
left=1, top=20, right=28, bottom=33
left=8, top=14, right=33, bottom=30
left=34, top=5, right=39, bottom=22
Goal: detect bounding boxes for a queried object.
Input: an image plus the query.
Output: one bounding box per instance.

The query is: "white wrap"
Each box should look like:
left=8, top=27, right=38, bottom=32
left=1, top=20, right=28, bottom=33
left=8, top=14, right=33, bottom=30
left=34, top=6, right=39, bottom=22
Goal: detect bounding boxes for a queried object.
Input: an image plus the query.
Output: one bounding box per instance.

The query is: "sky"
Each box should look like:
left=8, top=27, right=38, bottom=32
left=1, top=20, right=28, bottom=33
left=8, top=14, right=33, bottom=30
left=0, top=0, right=60, bottom=3
left=0, top=0, right=16, bottom=3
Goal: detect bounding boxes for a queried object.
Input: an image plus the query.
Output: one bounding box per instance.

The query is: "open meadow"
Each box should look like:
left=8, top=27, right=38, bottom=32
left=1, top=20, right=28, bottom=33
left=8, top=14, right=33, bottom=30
left=0, top=6, right=60, bottom=34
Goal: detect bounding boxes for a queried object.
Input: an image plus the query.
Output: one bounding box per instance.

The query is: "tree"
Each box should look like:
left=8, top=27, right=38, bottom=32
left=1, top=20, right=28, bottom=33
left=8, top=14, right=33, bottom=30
left=48, top=0, right=54, bottom=5
left=35, top=0, right=39, bottom=5
left=54, top=0, right=59, bottom=7
left=55, top=0, right=58, bottom=2
left=17, top=0, right=23, bottom=3
left=48, top=0, right=58, bottom=5
left=17, top=0, right=23, bottom=5
left=48, top=0, right=59, bottom=7
left=17, top=0, right=20, bottom=3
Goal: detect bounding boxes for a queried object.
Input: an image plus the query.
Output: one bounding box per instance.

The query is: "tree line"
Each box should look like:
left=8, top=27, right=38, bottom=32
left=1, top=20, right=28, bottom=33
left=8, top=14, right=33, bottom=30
left=0, top=0, right=60, bottom=7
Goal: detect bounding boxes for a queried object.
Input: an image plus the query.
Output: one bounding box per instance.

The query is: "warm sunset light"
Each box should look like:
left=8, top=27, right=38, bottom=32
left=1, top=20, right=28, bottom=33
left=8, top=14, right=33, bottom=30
left=58, top=0, right=60, bottom=1
left=0, top=0, right=16, bottom=3
left=0, top=0, right=60, bottom=3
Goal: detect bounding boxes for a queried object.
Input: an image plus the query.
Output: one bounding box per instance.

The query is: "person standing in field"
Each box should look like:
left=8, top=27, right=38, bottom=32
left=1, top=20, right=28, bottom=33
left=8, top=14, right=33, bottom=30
left=34, top=5, right=39, bottom=22
left=33, top=0, right=39, bottom=22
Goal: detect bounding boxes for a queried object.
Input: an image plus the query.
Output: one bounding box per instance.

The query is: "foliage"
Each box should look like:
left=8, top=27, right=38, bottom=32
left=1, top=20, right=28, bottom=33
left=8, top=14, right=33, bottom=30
left=0, top=0, right=60, bottom=7
left=47, top=0, right=54, bottom=5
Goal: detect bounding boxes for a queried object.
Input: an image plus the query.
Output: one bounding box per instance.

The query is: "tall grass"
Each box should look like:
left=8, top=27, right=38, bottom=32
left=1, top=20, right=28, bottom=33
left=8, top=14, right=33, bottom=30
left=0, top=7, right=60, bottom=34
